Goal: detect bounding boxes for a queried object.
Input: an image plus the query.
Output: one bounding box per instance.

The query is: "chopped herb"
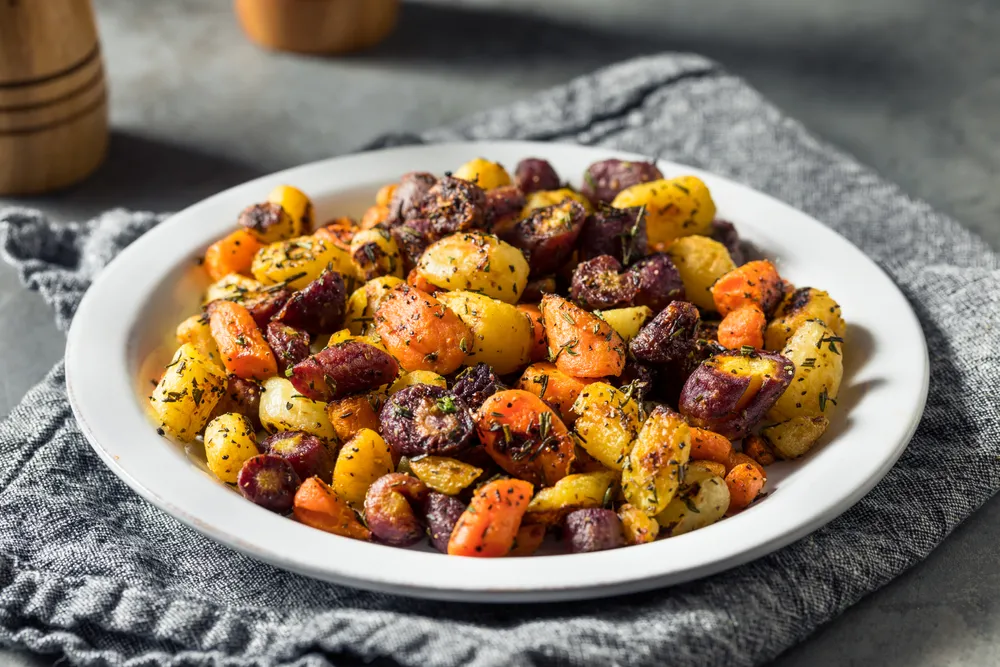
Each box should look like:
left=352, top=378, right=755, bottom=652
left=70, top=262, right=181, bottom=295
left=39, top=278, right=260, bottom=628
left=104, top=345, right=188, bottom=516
left=395, top=405, right=413, bottom=419
left=817, top=335, right=844, bottom=354
left=436, top=395, right=457, bottom=414
left=818, top=389, right=838, bottom=412
left=537, top=374, right=549, bottom=398
left=740, top=345, right=756, bottom=356
left=284, top=367, right=294, bottom=377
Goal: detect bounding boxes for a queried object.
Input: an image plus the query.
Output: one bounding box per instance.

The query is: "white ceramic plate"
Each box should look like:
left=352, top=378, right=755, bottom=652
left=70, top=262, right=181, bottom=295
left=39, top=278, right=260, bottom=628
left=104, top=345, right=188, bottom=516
left=65, top=141, right=928, bottom=602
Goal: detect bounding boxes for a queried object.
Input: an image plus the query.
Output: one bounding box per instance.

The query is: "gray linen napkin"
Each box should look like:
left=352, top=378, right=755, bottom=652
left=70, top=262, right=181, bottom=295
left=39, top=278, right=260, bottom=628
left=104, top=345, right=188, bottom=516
left=1, top=53, right=998, bottom=667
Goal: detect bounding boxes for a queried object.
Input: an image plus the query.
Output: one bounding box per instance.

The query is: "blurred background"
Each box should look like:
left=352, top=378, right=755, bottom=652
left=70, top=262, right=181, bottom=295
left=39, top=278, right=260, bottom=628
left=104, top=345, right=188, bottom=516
left=2, top=1, right=999, bottom=666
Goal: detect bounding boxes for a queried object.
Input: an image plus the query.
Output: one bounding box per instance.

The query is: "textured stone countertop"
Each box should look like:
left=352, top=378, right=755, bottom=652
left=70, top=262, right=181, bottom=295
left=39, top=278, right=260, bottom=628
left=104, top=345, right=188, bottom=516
left=2, top=1, right=998, bottom=665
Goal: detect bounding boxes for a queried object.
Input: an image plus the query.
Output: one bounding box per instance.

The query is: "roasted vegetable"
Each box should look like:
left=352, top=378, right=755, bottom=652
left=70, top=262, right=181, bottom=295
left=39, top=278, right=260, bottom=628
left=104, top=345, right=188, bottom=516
left=710, top=219, right=745, bottom=266
left=175, top=313, right=223, bottom=371
left=271, top=268, right=347, bottom=334
left=629, top=300, right=700, bottom=365
left=237, top=454, right=300, bottom=513
left=373, top=284, right=471, bottom=374
left=522, top=188, right=592, bottom=217
left=326, top=392, right=384, bottom=443
left=408, top=456, right=483, bottom=495
left=540, top=294, right=626, bottom=378
left=418, top=175, right=488, bottom=237
left=711, top=260, right=784, bottom=317
left=476, top=390, right=575, bottom=487
left=743, top=434, right=777, bottom=467
left=293, top=476, right=370, bottom=540
left=387, top=172, right=436, bottom=224
left=364, top=473, right=429, bottom=546
left=717, top=304, right=766, bottom=350
left=509, top=524, right=547, bottom=557
left=452, top=362, right=506, bottom=411
left=452, top=157, right=512, bottom=190
left=767, top=319, right=843, bottom=421
left=343, top=276, right=405, bottom=335
left=484, top=185, right=527, bottom=236
left=523, top=470, right=616, bottom=526
left=238, top=202, right=302, bottom=244
left=204, top=413, right=260, bottom=483
left=331, top=428, right=395, bottom=507
left=350, top=227, right=404, bottom=280
left=416, top=232, right=529, bottom=303
left=380, top=384, right=476, bottom=457
left=203, top=273, right=263, bottom=305
left=204, top=229, right=263, bottom=282
left=514, top=158, right=560, bottom=194
left=725, top=454, right=767, bottom=515
left=259, top=376, right=338, bottom=442
left=571, top=382, right=641, bottom=471
left=388, top=370, right=448, bottom=395
left=765, top=287, right=846, bottom=350
left=611, top=176, right=715, bottom=248
left=689, top=426, right=734, bottom=467
left=391, top=220, right=435, bottom=273
left=581, top=159, right=664, bottom=205
left=447, top=478, right=534, bottom=557
left=506, top=199, right=587, bottom=276
left=289, top=340, right=398, bottom=402
left=517, top=303, right=549, bottom=362
left=237, top=286, right=293, bottom=330
left=666, top=235, right=736, bottom=311
left=252, top=235, right=352, bottom=289
left=517, top=362, right=597, bottom=426
left=267, top=184, right=314, bottom=234
left=437, top=290, right=533, bottom=375
left=570, top=255, right=639, bottom=310
left=577, top=206, right=647, bottom=264
left=314, top=217, right=357, bottom=250
left=622, top=406, right=691, bottom=515
left=360, top=205, right=389, bottom=230
left=629, top=253, right=685, bottom=311
left=261, top=430, right=334, bottom=483
left=265, top=322, right=311, bottom=375
left=423, top=491, right=466, bottom=553
left=762, top=415, right=830, bottom=459
left=149, top=343, right=226, bottom=441
left=618, top=503, right=660, bottom=545
left=207, top=374, right=262, bottom=429
left=208, top=300, right=278, bottom=380
left=564, top=509, right=624, bottom=553
left=655, top=467, right=730, bottom=535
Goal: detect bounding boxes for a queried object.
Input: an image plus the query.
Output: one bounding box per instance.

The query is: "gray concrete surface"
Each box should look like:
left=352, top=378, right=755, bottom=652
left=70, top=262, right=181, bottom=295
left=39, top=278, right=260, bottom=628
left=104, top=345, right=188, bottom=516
left=0, top=0, right=997, bottom=665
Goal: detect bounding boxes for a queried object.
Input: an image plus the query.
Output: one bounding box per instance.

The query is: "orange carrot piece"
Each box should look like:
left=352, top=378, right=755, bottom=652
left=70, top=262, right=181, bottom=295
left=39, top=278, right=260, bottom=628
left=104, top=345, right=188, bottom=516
left=509, top=524, right=546, bottom=557
left=314, top=217, right=357, bottom=250
left=204, top=229, right=263, bottom=282
left=375, top=184, right=397, bottom=207
left=689, top=426, right=734, bottom=467
left=516, top=303, right=548, bottom=362
left=373, top=284, right=470, bottom=374
left=447, top=478, right=534, bottom=557
left=717, top=304, right=766, bottom=349
left=326, top=393, right=384, bottom=443
left=725, top=457, right=767, bottom=515
left=540, top=294, right=625, bottom=378
left=711, top=260, right=784, bottom=316
left=208, top=300, right=278, bottom=380
left=360, top=205, right=389, bottom=230
left=406, top=267, right=440, bottom=294
left=293, top=477, right=371, bottom=540
left=516, top=362, right=597, bottom=425
left=475, top=390, right=575, bottom=487
left=743, top=435, right=776, bottom=467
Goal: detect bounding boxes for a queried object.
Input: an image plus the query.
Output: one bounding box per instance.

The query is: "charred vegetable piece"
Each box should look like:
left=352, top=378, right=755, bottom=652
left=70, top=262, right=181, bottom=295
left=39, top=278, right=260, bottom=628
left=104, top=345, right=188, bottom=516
left=240, top=287, right=293, bottom=330
left=711, top=220, right=745, bottom=266
left=569, top=255, right=640, bottom=310
left=207, top=374, right=262, bottom=430
left=208, top=300, right=278, bottom=381
left=364, top=473, right=429, bottom=547
left=380, top=384, right=476, bottom=457
left=621, top=407, right=691, bottom=516
left=517, top=362, right=597, bottom=426
left=418, top=175, right=488, bottom=238
left=514, top=158, right=561, bottom=194
left=447, top=478, right=534, bottom=557
left=350, top=227, right=404, bottom=280
left=293, top=476, right=371, bottom=540
left=765, top=287, right=846, bottom=351
left=628, top=253, right=685, bottom=311
left=540, top=294, right=626, bottom=378
left=521, top=277, right=556, bottom=304
left=618, top=504, right=660, bottom=545
left=388, top=172, right=437, bottom=224
left=237, top=454, right=300, bottom=513
left=238, top=202, right=301, bottom=244
left=678, top=349, right=795, bottom=440
left=761, top=415, right=830, bottom=459
left=564, top=509, right=624, bottom=553
left=423, top=491, right=466, bottom=553
left=453, top=362, right=506, bottom=411
left=289, top=340, right=399, bottom=402
left=711, top=260, right=784, bottom=317
left=581, top=159, right=664, bottom=205
left=609, top=361, right=656, bottom=404
left=261, top=431, right=334, bottom=483
left=265, top=322, right=311, bottom=374
left=476, top=390, right=575, bottom=487
left=390, top=219, right=435, bottom=273
left=273, top=268, right=347, bottom=334
left=484, top=185, right=527, bottom=236
left=374, top=284, right=471, bottom=374
left=629, top=300, right=701, bottom=365
left=507, top=199, right=587, bottom=276
left=743, top=434, right=777, bottom=467
left=577, top=206, right=647, bottom=264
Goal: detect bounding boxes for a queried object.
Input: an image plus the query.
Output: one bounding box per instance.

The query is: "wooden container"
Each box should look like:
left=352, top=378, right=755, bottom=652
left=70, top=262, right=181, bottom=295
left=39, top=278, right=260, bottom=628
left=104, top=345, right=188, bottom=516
left=0, top=0, right=108, bottom=196
left=235, top=0, right=399, bottom=55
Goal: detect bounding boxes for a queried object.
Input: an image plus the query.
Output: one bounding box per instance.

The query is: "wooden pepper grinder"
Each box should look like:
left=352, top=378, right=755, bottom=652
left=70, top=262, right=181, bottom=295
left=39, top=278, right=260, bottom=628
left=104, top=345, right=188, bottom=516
left=235, top=0, right=399, bottom=54
left=0, top=0, right=108, bottom=195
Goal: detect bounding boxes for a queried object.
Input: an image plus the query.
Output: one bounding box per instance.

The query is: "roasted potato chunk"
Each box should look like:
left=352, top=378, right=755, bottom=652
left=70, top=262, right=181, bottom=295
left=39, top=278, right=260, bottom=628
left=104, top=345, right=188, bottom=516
left=763, top=415, right=831, bottom=459
left=611, top=176, right=716, bottom=248
left=524, top=470, right=617, bottom=526
left=204, top=413, right=260, bottom=483
left=349, top=227, right=404, bottom=280
left=252, top=235, right=352, bottom=289
left=408, top=456, right=483, bottom=495
left=679, top=349, right=795, bottom=440
left=388, top=370, right=448, bottom=395
left=618, top=503, right=660, bottom=545
left=765, top=287, right=846, bottom=350
left=203, top=273, right=263, bottom=305
left=666, top=235, right=736, bottom=311
left=768, top=319, right=843, bottom=421
left=622, top=406, right=691, bottom=515
left=521, top=188, right=592, bottom=216
left=452, top=157, right=512, bottom=190
left=437, top=290, right=533, bottom=375
left=597, top=306, right=653, bottom=343
left=332, top=428, right=395, bottom=507
left=238, top=202, right=303, bottom=244
left=416, top=232, right=529, bottom=303
left=149, top=343, right=226, bottom=442
left=571, top=382, right=641, bottom=471
left=655, top=467, right=730, bottom=536
left=343, top=276, right=405, bottom=335
left=259, top=376, right=338, bottom=442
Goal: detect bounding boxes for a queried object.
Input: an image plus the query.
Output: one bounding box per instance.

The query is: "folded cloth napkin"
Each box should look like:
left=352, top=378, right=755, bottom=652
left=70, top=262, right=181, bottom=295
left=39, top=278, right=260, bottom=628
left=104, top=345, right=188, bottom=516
left=1, top=53, right=999, bottom=667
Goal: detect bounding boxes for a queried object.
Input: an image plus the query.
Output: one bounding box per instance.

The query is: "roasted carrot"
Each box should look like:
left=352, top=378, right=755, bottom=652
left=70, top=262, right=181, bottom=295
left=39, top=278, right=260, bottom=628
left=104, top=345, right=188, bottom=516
left=743, top=434, right=776, bottom=467
left=724, top=457, right=767, bottom=515
left=375, top=183, right=397, bottom=207
left=476, top=390, right=575, bottom=487
left=314, top=217, right=357, bottom=250
left=203, top=229, right=263, bottom=282
left=373, top=284, right=470, bottom=374
left=360, top=204, right=389, bottom=230
left=539, top=294, right=625, bottom=378
left=689, top=426, right=734, bottom=467
left=406, top=267, right=440, bottom=294
left=447, top=478, right=534, bottom=557
left=687, top=459, right=728, bottom=478
left=509, top=524, right=547, bottom=557
left=717, top=303, right=766, bottom=349
left=516, top=303, right=548, bottom=362
left=711, top=259, right=784, bottom=316
left=516, top=362, right=597, bottom=425
left=293, top=477, right=371, bottom=540
left=208, top=300, right=278, bottom=380
left=326, top=392, right=385, bottom=443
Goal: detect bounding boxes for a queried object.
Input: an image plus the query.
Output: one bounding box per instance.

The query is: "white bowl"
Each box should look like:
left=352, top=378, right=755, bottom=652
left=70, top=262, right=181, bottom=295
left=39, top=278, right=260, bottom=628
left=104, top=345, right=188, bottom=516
left=65, top=141, right=929, bottom=602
